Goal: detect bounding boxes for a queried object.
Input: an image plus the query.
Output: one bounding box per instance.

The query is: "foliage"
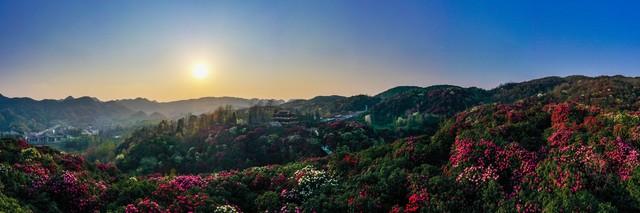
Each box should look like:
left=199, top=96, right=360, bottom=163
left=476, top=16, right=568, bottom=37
left=4, top=76, right=640, bottom=212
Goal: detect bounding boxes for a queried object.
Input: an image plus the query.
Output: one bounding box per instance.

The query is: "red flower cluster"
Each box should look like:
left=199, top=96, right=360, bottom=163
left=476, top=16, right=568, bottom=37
left=125, top=198, right=163, bottom=213
left=605, top=137, right=640, bottom=180
left=14, top=163, right=50, bottom=189
left=547, top=128, right=574, bottom=147
left=404, top=190, right=429, bottom=213
left=549, top=103, right=572, bottom=129
left=343, top=154, right=359, bottom=166
left=61, top=155, right=85, bottom=171
left=393, top=137, right=417, bottom=160
left=154, top=175, right=208, bottom=201
left=96, top=162, right=116, bottom=172
left=169, top=175, right=208, bottom=191
left=17, top=139, right=29, bottom=149
left=47, top=171, right=97, bottom=212
left=167, top=193, right=209, bottom=212
left=496, top=104, right=524, bottom=123
left=271, top=173, right=288, bottom=188
left=541, top=135, right=640, bottom=192
left=450, top=138, right=538, bottom=189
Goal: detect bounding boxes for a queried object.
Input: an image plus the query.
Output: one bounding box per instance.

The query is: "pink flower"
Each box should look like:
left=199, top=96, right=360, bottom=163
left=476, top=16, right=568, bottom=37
left=405, top=190, right=429, bottom=213
left=604, top=137, right=640, bottom=180
left=125, top=204, right=139, bottom=213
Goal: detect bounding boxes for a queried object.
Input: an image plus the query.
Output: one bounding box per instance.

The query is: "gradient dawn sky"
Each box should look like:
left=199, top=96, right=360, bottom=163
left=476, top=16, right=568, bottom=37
left=1, top=0, right=639, bottom=101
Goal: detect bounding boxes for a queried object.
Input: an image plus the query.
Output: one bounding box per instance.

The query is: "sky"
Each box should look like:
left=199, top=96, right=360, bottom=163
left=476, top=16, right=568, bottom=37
left=1, top=0, right=639, bottom=101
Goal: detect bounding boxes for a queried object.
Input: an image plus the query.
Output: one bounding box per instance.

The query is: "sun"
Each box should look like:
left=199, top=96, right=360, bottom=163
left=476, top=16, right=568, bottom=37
left=192, top=64, right=209, bottom=79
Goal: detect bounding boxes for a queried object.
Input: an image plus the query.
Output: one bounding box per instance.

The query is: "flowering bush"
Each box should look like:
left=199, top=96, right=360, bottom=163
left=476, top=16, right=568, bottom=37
left=455, top=165, right=499, bottom=185
left=605, top=137, right=640, bottom=180
left=450, top=138, right=538, bottom=189
left=167, top=193, right=209, bottom=212
left=125, top=198, right=163, bottom=213
left=60, top=155, right=85, bottom=171
left=46, top=171, right=97, bottom=212
left=14, top=163, right=50, bottom=189
left=404, top=190, right=429, bottom=213
left=214, top=204, right=242, bottom=213
left=549, top=103, right=572, bottom=129
left=153, top=175, right=208, bottom=203
left=293, top=166, right=337, bottom=198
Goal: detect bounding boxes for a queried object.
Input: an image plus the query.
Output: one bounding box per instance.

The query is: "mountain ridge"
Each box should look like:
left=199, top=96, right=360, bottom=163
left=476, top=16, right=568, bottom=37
left=1, top=75, right=638, bottom=133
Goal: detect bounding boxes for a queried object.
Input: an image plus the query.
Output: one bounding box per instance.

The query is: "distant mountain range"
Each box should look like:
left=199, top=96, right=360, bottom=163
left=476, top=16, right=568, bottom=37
left=279, top=75, right=640, bottom=125
left=111, top=97, right=285, bottom=118
left=5, top=75, right=640, bottom=212
left=2, top=75, right=638, bottom=133
left=0, top=95, right=284, bottom=133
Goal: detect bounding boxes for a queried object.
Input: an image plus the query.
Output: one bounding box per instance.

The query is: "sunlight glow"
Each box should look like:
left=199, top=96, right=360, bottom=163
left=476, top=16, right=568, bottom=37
left=192, top=64, right=209, bottom=79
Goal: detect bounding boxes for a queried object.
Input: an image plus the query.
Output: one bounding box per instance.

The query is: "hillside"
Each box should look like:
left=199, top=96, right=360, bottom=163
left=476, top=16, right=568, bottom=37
left=4, top=75, right=640, bottom=212
left=0, top=95, right=285, bottom=133
left=113, top=97, right=285, bottom=119
left=0, top=95, right=155, bottom=133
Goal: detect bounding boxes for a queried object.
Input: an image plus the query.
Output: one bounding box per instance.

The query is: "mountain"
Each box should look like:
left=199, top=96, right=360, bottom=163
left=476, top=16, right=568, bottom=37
left=281, top=95, right=379, bottom=115
left=5, top=75, right=640, bottom=212
left=112, top=97, right=285, bottom=118
left=370, top=85, right=490, bottom=125
left=0, top=95, right=284, bottom=133
left=375, top=86, right=424, bottom=99
left=284, top=75, right=640, bottom=127
left=0, top=95, right=151, bottom=133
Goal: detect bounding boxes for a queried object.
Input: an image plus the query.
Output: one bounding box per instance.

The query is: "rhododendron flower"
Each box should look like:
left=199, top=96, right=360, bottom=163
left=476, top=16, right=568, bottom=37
left=456, top=165, right=499, bottom=184
left=547, top=128, right=574, bottom=147
left=405, top=190, right=429, bottom=213
left=293, top=166, right=337, bottom=198
left=605, top=137, right=640, bottom=180
left=215, top=204, right=242, bottom=213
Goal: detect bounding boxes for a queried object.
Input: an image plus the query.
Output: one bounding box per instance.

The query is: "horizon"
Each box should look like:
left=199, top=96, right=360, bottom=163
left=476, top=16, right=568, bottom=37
left=0, top=74, right=636, bottom=102
left=1, top=1, right=640, bottom=101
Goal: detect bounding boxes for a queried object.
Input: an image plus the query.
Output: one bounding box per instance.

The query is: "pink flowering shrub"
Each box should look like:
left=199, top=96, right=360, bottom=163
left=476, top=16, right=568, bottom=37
left=456, top=165, right=499, bottom=184
left=549, top=103, right=572, bottom=129
left=153, top=175, right=208, bottom=201
left=14, top=163, right=50, bottom=189
left=169, top=175, right=208, bottom=191
left=547, top=127, right=575, bottom=147
left=450, top=138, right=538, bottom=188
left=496, top=103, right=525, bottom=123
left=605, top=137, right=640, bottom=180
left=46, top=171, right=98, bottom=212
left=125, top=198, right=163, bottom=213
left=404, top=190, right=429, bottom=213
left=167, top=193, right=209, bottom=212
left=60, top=155, right=85, bottom=171
left=124, top=176, right=211, bottom=212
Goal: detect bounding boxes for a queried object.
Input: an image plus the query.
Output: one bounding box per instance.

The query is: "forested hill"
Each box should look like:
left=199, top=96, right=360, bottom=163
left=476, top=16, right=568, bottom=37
left=282, top=75, right=640, bottom=125
left=0, top=95, right=284, bottom=133
left=4, top=75, right=640, bottom=212
left=0, top=95, right=146, bottom=132
left=112, top=97, right=285, bottom=119
left=3, top=75, right=636, bottom=134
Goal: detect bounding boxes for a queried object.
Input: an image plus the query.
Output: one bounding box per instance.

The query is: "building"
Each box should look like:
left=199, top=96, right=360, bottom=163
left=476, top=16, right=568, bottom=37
left=272, top=110, right=298, bottom=125
left=25, top=125, right=72, bottom=145
left=26, top=132, right=67, bottom=144
left=0, top=130, right=22, bottom=138
left=81, top=126, right=100, bottom=136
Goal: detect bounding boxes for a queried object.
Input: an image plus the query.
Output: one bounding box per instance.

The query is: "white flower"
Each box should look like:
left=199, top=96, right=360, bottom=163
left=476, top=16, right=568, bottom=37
left=214, top=204, right=241, bottom=213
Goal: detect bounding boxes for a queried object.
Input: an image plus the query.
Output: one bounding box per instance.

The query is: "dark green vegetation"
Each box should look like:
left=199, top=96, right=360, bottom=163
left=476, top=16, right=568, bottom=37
left=0, top=95, right=283, bottom=133
left=114, top=97, right=284, bottom=119
left=3, top=75, right=640, bottom=212
left=0, top=95, right=146, bottom=133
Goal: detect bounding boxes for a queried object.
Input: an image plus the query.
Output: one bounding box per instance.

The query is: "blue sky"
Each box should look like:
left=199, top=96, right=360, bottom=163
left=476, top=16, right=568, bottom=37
left=0, top=0, right=639, bottom=101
